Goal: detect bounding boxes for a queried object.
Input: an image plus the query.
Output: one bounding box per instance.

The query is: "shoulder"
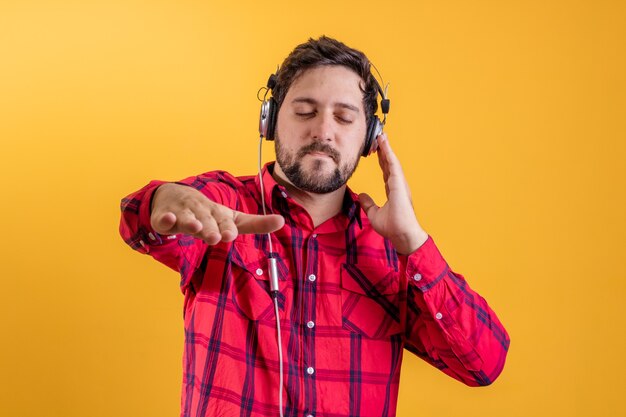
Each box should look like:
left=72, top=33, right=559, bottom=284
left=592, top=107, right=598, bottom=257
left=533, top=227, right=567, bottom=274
left=191, top=170, right=247, bottom=190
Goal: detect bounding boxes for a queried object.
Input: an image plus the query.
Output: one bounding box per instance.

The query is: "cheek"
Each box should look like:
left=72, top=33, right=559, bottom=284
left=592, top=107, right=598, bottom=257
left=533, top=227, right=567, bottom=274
left=338, top=145, right=363, bottom=168
left=351, top=131, right=368, bottom=154
left=275, top=117, right=305, bottom=144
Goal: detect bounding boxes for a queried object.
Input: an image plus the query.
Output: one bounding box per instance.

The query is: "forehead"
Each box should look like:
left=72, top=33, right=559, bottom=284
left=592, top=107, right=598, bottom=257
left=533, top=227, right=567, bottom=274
left=285, top=65, right=364, bottom=107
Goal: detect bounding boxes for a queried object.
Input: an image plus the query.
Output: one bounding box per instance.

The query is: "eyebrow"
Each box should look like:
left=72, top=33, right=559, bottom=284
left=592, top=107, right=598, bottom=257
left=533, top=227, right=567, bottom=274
left=291, top=97, right=360, bottom=113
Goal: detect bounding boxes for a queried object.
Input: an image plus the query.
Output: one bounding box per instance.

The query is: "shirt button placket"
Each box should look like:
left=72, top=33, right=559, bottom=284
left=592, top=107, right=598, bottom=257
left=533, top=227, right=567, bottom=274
left=304, top=233, right=318, bottom=410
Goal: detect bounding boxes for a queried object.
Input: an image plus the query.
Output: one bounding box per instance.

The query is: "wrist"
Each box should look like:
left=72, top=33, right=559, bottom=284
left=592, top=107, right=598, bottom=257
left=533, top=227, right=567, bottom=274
left=392, top=229, right=429, bottom=255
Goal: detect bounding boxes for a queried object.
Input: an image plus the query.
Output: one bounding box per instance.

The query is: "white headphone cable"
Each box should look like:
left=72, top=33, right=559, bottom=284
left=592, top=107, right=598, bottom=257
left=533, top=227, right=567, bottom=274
left=258, top=135, right=284, bottom=417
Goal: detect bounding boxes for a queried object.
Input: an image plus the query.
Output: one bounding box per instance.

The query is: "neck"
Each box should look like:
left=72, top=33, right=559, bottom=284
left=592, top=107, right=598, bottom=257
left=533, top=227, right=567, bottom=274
left=271, top=163, right=345, bottom=228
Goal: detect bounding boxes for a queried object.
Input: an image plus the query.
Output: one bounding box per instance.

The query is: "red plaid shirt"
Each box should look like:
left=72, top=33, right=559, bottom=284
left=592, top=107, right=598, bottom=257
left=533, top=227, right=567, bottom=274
left=119, top=162, right=510, bottom=417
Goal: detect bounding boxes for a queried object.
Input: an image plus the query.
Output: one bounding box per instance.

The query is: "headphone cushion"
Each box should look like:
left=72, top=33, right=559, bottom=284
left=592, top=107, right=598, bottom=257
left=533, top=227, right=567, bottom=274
left=363, top=117, right=380, bottom=157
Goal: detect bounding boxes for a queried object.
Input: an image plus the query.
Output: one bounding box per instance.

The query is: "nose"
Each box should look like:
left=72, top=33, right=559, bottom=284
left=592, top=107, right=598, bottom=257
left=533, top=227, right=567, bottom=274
left=310, top=110, right=334, bottom=142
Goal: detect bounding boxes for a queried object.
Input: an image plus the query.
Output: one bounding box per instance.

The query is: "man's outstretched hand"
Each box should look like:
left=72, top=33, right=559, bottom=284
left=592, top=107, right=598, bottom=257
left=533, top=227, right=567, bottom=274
left=150, top=183, right=285, bottom=245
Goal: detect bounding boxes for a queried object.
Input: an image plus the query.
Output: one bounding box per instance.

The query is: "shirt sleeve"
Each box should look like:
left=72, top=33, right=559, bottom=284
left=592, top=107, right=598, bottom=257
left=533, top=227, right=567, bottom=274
left=118, top=171, right=239, bottom=292
left=398, top=235, right=511, bottom=386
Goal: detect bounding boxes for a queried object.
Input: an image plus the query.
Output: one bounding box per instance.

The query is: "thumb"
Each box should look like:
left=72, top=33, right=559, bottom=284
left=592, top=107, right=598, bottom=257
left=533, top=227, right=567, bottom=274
left=358, top=193, right=379, bottom=218
left=233, top=212, right=285, bottom=235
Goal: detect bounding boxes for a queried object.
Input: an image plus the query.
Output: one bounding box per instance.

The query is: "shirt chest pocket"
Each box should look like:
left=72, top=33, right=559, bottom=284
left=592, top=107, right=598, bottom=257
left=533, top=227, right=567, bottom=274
left=230, top=242, right=290, bottom=322
left=340, top=263, right=406, bottom=339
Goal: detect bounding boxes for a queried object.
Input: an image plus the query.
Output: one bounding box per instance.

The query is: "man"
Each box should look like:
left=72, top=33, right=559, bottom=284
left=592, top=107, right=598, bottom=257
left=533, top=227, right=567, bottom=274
left=120, top=36, right=510, bottom=417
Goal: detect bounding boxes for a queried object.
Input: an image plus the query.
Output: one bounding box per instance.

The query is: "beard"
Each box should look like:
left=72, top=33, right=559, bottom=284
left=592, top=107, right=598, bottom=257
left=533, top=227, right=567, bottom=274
left=275, top=137, right=363, bottom=194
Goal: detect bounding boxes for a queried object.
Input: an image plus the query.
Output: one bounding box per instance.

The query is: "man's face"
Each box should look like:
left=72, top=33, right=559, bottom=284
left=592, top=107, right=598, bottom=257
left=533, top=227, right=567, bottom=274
left=274, top=65, right=368, bottom=194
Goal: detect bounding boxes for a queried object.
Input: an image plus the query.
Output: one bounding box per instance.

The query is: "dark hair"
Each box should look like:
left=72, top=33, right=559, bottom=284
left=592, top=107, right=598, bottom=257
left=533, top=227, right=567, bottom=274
left=272, top=36, right=379, bottom=125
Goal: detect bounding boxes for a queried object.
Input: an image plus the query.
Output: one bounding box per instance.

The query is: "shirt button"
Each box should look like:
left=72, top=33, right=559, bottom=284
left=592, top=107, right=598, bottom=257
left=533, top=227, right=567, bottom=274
left=308, top=274, right=316, bottom=282
left=435, top=312, right=443, bottom=320
left=413, top=273, right=422, bottom=281
left=306, top=414, right=314, bottom=417
left=307, top=321, right=315, bottom=329
left=281, top=191, right=288, bottom=198
left=312, top=233, right=318, bottom=238
left=256, top=268, right=263, bottom=276
left=306, top=367, right=315, bottom=375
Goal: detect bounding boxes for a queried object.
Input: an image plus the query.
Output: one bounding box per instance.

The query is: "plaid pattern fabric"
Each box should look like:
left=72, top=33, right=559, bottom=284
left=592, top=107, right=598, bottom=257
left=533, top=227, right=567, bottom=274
left=119, top=162, right=510, bottom=417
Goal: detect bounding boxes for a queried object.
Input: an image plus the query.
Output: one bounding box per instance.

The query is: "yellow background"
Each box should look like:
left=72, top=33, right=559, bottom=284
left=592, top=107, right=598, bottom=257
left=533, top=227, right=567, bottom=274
left=1, top=0, right=624, bottom=416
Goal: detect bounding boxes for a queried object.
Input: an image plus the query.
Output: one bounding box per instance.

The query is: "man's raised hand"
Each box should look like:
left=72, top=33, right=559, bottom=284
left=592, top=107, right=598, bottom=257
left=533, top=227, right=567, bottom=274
left=150, top=183, right=285, bottom=245
left=358, top=133, right=428, bottom=255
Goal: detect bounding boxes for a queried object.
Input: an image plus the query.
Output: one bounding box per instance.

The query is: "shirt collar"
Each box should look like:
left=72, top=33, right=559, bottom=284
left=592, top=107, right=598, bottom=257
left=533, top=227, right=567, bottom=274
left=255, top=161, right=363, bottom=229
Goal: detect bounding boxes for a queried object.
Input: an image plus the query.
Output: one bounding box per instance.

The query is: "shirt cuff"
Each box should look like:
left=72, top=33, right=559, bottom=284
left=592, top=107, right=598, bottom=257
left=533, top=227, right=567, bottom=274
left=135, top=180, right=171, bottom=251
left=400, top=235, right=450, bottom=292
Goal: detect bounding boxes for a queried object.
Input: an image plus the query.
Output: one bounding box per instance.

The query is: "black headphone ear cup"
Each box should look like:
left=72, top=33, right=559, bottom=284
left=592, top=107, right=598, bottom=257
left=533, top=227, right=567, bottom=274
left=363, top=117, right=382, bottom=157
left=266, top=98, right=278, bottom=141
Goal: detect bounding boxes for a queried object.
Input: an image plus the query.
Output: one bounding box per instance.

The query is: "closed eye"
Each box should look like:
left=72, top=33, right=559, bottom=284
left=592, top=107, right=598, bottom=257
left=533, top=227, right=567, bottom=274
left=294, top=111, right=353, bottom=124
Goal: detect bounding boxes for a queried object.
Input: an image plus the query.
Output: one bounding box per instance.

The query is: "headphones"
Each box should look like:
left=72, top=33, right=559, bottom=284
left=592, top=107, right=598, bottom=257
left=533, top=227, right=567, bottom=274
left=259, top=70, right=390, bottom=157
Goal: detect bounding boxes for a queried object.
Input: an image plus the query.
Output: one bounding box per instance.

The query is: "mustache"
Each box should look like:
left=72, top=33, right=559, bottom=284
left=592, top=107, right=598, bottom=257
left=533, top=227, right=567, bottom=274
left=297, top=142, right=340, bottom=163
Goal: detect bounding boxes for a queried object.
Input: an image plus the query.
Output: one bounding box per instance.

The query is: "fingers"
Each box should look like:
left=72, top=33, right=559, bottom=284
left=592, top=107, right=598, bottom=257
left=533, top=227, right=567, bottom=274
left=151, top=212, right=177, bottom=234
left=183, top=204, right=240, bottom=244
left=215, top=216, right=238, bottom=242
left=152, top=210, right=202, bottom=234
left=199, top=211, right=284, bottom=244
left=234, top=212, right=285, bottom=235
left=151, top=201, right=284, bottom=245
left=376, top=133, right=400, bottom=173
left=375, top=133, right=412, bottom=196
left=176, top=209, right=204, bottom=234
left=194, top=210, right=284, bottom=244
left=149, top=181, right=286, bottom=245
left=193, top=211, right=223, bottom=245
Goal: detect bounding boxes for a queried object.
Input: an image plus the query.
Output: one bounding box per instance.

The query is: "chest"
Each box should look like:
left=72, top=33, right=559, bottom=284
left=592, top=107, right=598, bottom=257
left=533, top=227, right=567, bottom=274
left=221, top=227, right=407, bottom=339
